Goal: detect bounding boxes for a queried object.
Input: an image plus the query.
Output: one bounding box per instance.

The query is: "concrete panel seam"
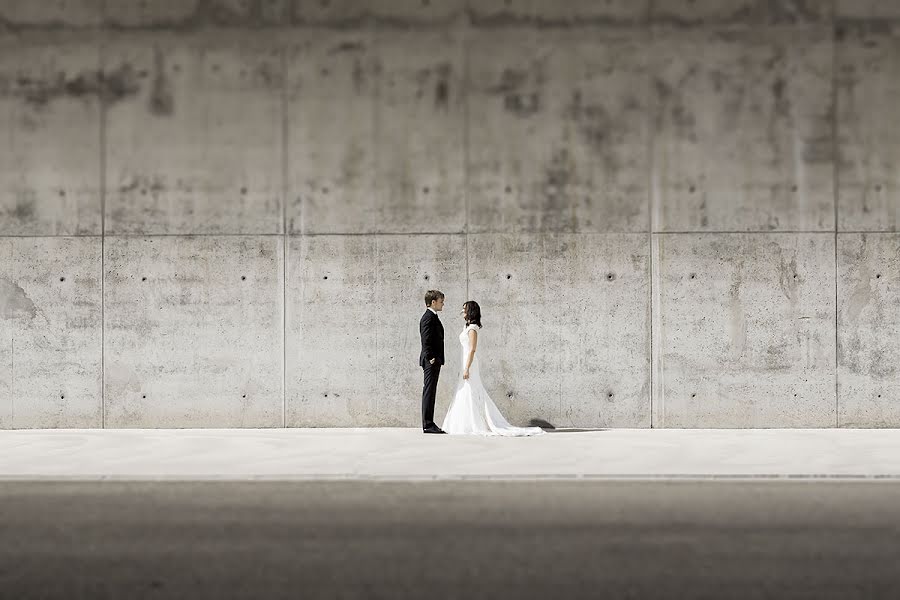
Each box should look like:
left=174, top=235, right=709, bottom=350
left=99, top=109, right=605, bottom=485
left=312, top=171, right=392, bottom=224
left=832, top=0, right=840, bottom=427
left=281, top=42, right=288, bottom=429
left=10, top=339, right=13, bottom=428
left=100, top=0, right=107, bottom=429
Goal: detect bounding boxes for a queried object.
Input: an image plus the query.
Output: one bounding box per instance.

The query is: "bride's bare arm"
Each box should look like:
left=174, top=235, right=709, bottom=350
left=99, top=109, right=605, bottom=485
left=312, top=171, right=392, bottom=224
left=463, top=329, right=478, bottom=378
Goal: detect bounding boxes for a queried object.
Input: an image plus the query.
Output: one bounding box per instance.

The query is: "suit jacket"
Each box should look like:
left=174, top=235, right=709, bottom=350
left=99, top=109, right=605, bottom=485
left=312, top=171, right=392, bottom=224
left=419, top=310, right=445, bottom=367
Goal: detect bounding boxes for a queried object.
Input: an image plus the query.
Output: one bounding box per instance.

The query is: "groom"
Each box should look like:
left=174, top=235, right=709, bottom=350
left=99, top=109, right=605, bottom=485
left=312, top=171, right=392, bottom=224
left=419, top=290, right=447, bottom=434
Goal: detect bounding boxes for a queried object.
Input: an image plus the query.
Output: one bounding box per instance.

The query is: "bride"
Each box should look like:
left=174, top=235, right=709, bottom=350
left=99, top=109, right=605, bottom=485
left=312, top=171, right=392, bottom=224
left=441, top=301, right=545, bottom=436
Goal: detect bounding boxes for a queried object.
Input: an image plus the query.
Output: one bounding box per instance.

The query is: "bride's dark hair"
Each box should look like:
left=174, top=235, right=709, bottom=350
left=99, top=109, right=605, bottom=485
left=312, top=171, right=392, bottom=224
left=463, top=300, right=482, bottom=328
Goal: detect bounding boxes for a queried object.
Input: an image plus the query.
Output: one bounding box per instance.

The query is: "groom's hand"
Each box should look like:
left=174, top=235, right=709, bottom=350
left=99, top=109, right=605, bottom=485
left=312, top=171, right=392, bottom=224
left=429, top=358, right=435, bottom=364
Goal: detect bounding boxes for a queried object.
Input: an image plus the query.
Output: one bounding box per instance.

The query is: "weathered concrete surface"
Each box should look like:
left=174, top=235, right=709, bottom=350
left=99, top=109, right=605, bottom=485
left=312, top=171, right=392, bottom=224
left=651, top=27, right=834, bottom=232
left=0, top=238, right=101, bottom=428
left=104, top=236, right=283, bottom=427
left=104, top=32, right=283, bottom=234
left=653, top=234, right=837, bottom=428
left=838, top=234, right=900, bottom=427
left=286, top=29, right=375, bottom=234
left=0, top=0, right=101, bottom=29
left=292, top=0, right=465, bottom=27
left=103, top=0, right=290, bottom=29
left=837, top=22, right=900, bottom=231
left=286, top=235, right=465, bottom=427
left=0, top=33, right=102, bottom=235
left=285, top=236, right=378, bottom=426
left=467, top=234, right=560, bottom=426
left=468, top=0, right=649, bottom=26
left=6, top=0, right=900, bottom=430
left=549, top=234, right=650, bottom=428
left=467, top=27, right=649, bottom=233
left=372, top=235, right=466, bottom=427
left=467, top=233, right=649, bottom=428
left=837, top=0, right=900, bottom=22
left=374, top=28, right=466, bottom=233
left=651, top=0, right=833, bottom=26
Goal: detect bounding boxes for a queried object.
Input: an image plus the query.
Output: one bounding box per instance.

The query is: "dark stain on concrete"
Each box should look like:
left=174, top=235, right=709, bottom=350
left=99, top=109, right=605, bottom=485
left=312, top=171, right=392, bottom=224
left=351, top=58, right=367, bottom=93
left=432, top=62, right=452, bottom=109
left=652, top=0, right=828, bottom=27
left=11, top=196, right=36, bottom=221
left=102, top=64, right=142, bottom=105
left=330, top=42, right=365, bottom=54
left=253, top=60, right=282, bottom=88
left=563, top=90, right=626, bottom=174
left=654, top=75, right=697, bottom=142
left=539, top=149, right=577, bottom=231
left=0, top=278, right=37, bottom=321
left=435, top=77, right=449, bottom=108
left=485, top=67, right=543, bottom=118
left=11, top=70, right=100, bottom=107
left=1, top=63, right=140, bottom=108
left=107, top=0, right=290, bottom=30
left=467, top=6, right=646, bottom=29
left=149, top=47, right=174, bottom=116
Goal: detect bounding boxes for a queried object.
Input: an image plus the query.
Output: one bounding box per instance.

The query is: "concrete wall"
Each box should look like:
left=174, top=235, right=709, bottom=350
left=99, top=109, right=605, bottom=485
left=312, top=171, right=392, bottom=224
left=0, top=0, right=898, bottom=429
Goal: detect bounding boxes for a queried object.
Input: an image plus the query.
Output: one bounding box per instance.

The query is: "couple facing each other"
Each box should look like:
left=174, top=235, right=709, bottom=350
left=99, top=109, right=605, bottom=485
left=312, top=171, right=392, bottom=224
left=418, top=290, right=545, bottom=437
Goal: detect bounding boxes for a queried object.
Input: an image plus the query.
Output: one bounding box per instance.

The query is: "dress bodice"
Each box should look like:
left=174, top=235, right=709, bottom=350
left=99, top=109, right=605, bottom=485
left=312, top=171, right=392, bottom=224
left=459, top=323, right=479, bottom=347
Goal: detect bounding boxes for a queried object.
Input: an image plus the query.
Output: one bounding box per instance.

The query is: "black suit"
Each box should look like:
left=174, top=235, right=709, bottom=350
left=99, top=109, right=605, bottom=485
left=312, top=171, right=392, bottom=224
left=419, top=309, right=444, bottom=430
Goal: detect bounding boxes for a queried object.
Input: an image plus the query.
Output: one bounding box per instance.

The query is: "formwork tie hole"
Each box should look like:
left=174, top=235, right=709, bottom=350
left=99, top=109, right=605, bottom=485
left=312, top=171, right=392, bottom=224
left=59, top=277, right=65, bottom=282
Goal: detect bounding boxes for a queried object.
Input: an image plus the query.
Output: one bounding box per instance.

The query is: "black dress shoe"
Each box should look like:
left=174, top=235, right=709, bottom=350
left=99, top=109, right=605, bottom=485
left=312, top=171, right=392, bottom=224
left=423, top=426, right=447, bottom=434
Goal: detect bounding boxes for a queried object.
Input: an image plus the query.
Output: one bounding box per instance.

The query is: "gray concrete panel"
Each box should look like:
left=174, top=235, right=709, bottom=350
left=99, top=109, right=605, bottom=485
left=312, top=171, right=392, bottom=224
left=286, top=235, right=377, bottom=426
left=467, top=28, right=650, bottom=234
left=548, top=234, right=650, bottom=428
left=467, top=233, right=560, bottom=427
left=104, top=0, right=290, bottom=28
left=0, top=0, right=102, bottom=29
left=651, top=27, right=834, bottom=232
left=104, top=236, right=283, bottom=428
left=0, top=34, right=102, bottom=235
left=104, top=32, right=283, bottom=234
left=838, top=234, right=900, bottom=427
left=374, top=235, right=466, bottom=427
left=286, top=29, right=376, bottom=234
left=836, top=22, right=900, bottom=231
left=652, top=233, right=836, bottom=428
left=0, top=237, right=101, bottom=428
left=374, top=28, right=466, bottom=234
left=468, top=0, right=649, bottom=26
left=652, top=0, right=832, bottom=27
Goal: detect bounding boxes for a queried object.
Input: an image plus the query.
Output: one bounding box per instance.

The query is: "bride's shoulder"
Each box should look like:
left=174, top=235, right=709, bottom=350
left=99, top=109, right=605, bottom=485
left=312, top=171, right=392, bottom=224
left=465, top=323, right=480, bottom=332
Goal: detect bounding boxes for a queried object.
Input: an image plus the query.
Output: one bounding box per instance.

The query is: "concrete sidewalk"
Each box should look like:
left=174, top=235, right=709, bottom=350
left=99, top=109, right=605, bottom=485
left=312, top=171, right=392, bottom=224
left=0, top=428, right=898, bottom=480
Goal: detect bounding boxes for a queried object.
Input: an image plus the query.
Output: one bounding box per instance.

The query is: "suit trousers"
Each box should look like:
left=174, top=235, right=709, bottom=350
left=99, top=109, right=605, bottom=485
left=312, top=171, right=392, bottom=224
left=421, top=361, right=441, bottom=429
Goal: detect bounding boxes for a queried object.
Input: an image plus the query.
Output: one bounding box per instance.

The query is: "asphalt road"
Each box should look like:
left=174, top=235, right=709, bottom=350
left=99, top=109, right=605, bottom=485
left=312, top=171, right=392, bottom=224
left=1, top=481, right=899, bottom=599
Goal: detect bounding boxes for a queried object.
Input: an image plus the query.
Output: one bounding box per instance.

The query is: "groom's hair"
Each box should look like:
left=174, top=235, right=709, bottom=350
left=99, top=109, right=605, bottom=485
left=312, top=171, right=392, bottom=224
left=424, top=290, right=444, bottom=306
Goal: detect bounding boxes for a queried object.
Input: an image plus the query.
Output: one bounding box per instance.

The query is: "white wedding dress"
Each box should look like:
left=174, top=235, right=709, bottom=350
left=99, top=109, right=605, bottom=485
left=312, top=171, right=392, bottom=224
left=441, top=324, right=545, bottom=436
